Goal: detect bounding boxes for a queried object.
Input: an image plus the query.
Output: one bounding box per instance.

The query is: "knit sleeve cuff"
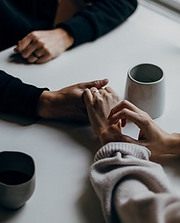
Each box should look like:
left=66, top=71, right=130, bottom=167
left=56, top=14, right=94, bottom=47
left=94, top=142, right=151, bottom=162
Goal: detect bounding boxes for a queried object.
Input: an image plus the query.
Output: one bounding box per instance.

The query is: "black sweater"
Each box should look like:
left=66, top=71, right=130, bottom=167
left=0, top=70, right=46, bottom=117
left=0, top=0, right=137, bottom=51
left=0, top=0, right=137, bottom=118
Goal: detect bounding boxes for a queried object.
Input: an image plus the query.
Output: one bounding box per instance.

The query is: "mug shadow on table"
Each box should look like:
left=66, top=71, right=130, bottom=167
left=0, top=205, right=25, bottom=222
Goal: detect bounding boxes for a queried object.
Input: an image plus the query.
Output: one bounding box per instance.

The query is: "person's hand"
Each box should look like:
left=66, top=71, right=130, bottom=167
left=37, top=79, right=108, bottom=122
left=83, top=87, right=127, bottom=146
left=108, top=100, right=180, bottom=155
left=14, top=28, right=74, bottom=64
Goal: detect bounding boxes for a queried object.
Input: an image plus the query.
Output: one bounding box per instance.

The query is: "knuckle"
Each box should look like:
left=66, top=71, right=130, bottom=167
left=112, top=94, right=120, bottom=101
left=46, top=51, right=51, bottom=57
left=95, top=97, right=103, bottom=105
left=140, top=115, right=151, bottom=126
left=29, top=32, right=35, bottom=39
left=21, top=51, right=28, bottom=58
left=143, top=111, right=151, bottom=119
left=92, top=81, right=100, bottom=88
left=28, top=58, right=33, bottom=63
left=121, top=108, right=128, bottom=115
left=90, top=87, right=97, bottom=91
left=121, top=100, right=128, bottom=107
left=39, top=41, right=45, bottom=48
left=18, top=41, right=23, bottom=47
left=77, top=83, right=82, bottom=88
left=30, top=31, right=38, bottom=37
left=43, top=47, right=51, bottom=56
left=27, top=56, right=36, bottom=63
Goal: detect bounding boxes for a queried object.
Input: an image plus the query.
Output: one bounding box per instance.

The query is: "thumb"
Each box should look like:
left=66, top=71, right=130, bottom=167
left=83, top=79, right=109, bottom=89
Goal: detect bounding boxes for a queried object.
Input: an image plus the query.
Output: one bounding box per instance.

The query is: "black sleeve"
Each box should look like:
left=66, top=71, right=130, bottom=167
left=56, top=0, right=138, bottom=47
left=0, top=70, right=47, bottom=117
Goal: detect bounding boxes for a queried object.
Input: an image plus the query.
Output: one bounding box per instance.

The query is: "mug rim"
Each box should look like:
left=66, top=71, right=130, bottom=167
left=128, top=63, right=164, bottom=85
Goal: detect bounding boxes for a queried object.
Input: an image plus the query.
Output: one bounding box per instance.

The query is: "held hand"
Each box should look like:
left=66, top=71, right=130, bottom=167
left=108, top=100, right=180, bottom=155
left=37, top=79, right=108, bottom=122
left=83, top=87, right=126, bottom=146
left=14, top=28, right=74, bottom=64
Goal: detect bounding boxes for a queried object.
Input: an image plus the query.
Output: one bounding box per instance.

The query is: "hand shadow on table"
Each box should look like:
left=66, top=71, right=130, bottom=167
left=8, top=52, right=28, bottom=64
left=0, top=112, right=38, bottom=126
left=0, top=204, right=25, bottom=222
left=39, top=118, right=101, bottom=154
left=40, top=120, right=106, bottom=223
left=77, top=177, right=106, bottom=223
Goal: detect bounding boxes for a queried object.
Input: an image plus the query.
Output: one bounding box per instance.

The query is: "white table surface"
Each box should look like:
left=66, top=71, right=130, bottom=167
left=0, top=4, right=180, bottom=223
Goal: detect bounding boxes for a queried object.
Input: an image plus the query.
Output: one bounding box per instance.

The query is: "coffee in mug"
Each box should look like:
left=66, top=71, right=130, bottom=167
left=0, top=151, right=35, bottom=209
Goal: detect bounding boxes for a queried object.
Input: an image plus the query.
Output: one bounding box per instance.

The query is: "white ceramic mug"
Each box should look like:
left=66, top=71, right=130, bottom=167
left=124, top=63, right=165, bottom=119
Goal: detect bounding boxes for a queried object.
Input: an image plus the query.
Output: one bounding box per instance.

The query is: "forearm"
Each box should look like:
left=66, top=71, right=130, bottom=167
left=53, top=28, right=74, bottom=49
left=57, top=0, right=138, bottom=47
left=90, top=142, right=180, bottom=223
left=0, top=70, right=47, bottom=117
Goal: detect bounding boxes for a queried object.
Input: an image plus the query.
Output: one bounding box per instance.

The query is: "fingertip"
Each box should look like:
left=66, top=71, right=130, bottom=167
left=83, top=88, right=89, bottom=95
left=83, top=88, right=93, bottom=105
left=94, top=78, right=109, bottom=89
left=83, top=88, right=90, bottom=98
left=17, top=40, right=22, bottom=47
left=101, top=78, right=109, bottom=86
left=122, top=118, right=127, bottom=127
left=14, top=47, right=18, bottom=52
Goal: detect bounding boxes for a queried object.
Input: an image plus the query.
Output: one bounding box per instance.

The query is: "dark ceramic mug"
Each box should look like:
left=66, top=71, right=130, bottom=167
left=0, top=151, right=35, bottom=209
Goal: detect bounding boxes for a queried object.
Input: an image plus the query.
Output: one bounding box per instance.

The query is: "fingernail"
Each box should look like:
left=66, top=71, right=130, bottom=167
left=102, top=78, right=108, bottom=82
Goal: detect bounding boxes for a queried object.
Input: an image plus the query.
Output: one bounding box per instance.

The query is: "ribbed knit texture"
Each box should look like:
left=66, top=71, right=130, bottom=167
left=90, top=142, right=178, bottom=223
left=94, top=142, right=151, bottom=161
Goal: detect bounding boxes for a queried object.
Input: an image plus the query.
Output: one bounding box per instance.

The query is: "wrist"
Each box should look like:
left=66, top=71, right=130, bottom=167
left=55, top=28, right=74, bottom=49
left=165, top=133, right=180, bottom=154
left=36, top=90, right=54, bottom=118
left=99, top=125, right=122, bottom=146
